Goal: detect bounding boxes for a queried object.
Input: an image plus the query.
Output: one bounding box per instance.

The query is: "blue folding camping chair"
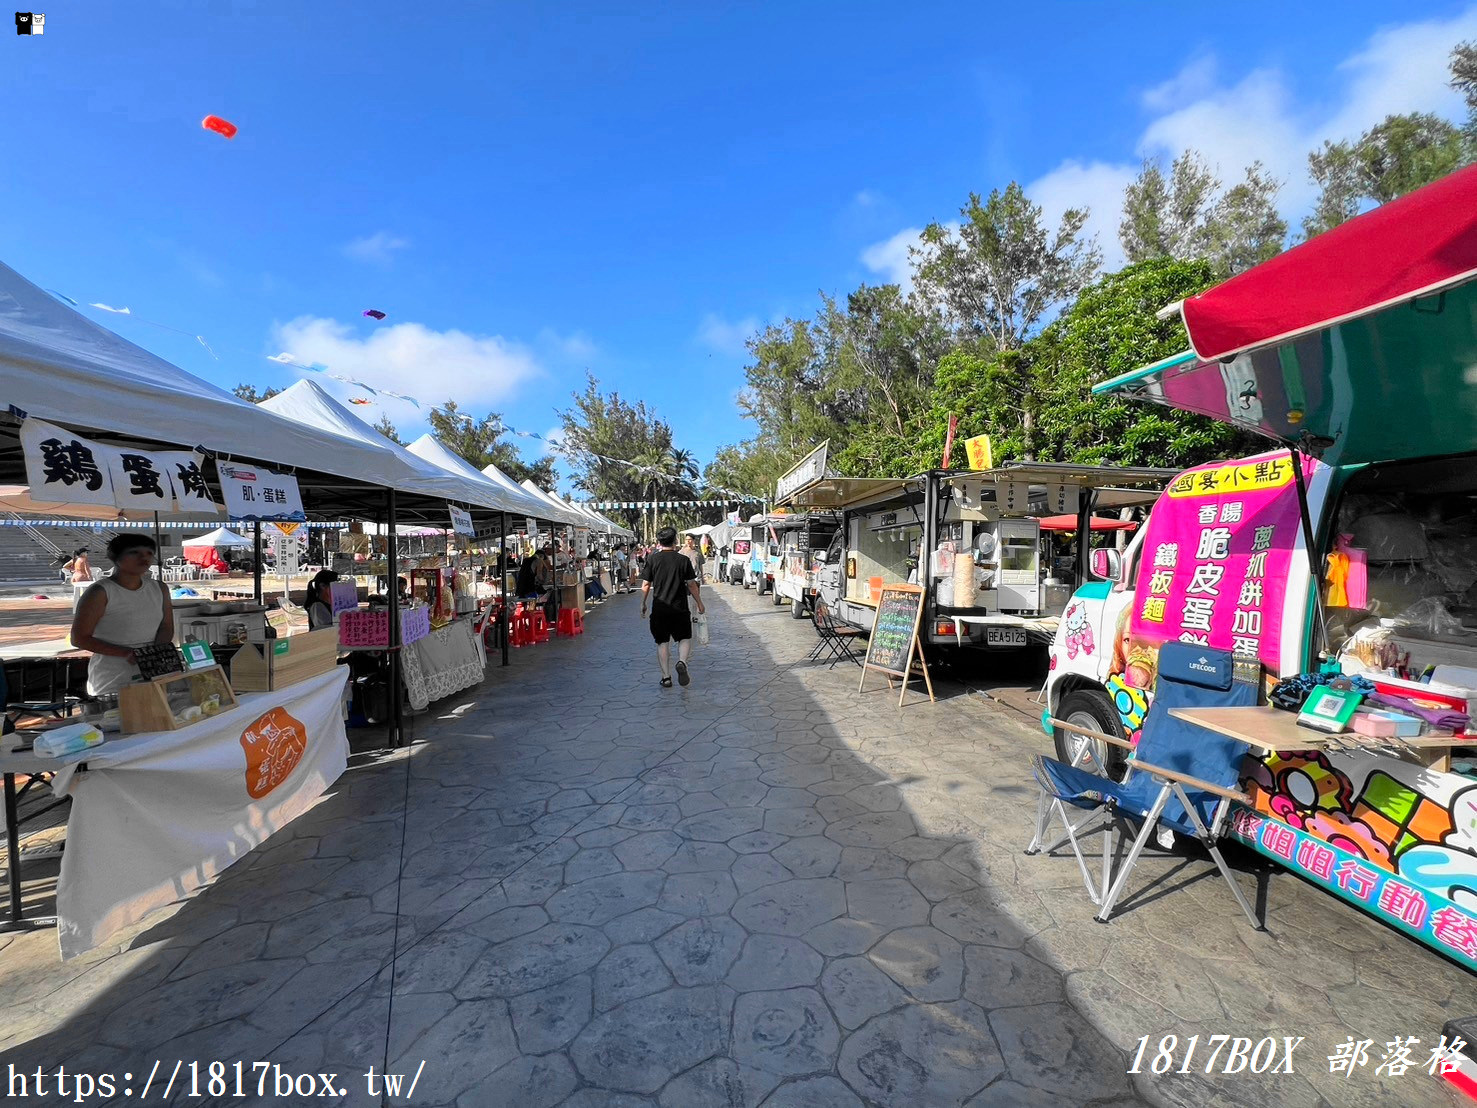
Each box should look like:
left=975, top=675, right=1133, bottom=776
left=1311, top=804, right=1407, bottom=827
left=1026, top=642, right=1264, bottom=928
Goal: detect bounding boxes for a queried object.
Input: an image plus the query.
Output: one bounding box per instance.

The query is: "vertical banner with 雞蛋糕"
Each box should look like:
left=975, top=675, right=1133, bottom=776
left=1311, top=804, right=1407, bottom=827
left=1127, top=451, right=1317, bottom=686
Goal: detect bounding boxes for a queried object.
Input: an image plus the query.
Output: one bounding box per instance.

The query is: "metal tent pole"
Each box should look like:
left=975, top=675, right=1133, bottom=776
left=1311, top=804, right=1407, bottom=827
left=252, top=522, right=263, bottom=604
left=500, top=511, right=510, bottom=667
left=386, top=488, right=402, bottom=748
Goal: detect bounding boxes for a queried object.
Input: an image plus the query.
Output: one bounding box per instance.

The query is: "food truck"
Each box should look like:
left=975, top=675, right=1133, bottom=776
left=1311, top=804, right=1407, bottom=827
left=778, top=461, right=1170, bottom=655
left=1043, top=164, right=1477, bottom=972
left=770, top=510, right=843, bottom=617
left=739, top=514, right=782, bottom=593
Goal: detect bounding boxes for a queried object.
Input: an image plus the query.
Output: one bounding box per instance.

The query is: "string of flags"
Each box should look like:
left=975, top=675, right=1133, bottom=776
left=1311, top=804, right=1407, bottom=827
left=42, top=291, right=765, bottom=505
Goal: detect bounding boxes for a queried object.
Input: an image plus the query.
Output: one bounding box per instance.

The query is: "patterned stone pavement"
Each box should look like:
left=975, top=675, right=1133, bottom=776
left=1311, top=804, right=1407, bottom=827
left=3, top=582, right=1477, bottom=1107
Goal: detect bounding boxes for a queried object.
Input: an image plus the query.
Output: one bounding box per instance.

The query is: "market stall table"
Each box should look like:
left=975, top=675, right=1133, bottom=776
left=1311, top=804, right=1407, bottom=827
left=401, top=619, right=483, bottom=710
left=0, top=743, right=65, bottom=931
left=1170, top=706, right=1465, bottom=770
left=3, top=667, right=350, bottom=958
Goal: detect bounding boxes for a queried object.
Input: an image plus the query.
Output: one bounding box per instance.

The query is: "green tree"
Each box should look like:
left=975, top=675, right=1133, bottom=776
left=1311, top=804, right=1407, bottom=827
left=372, top=413, right=404, bottom=445
left=1119, top=151, right=1219, bottom=264
left=1036, top=258, right=1264, bottom=468
left=737, top=319, right=842, bottom=455
left=558, top=374, right=702, bottom=536
left=1452, top=40, right=1477, bottom=149
left=912, top=183, right=1100, bottom=458
left=426, top=399, right=557, bottom=486
left=913, top=183, right=1100, bottom=352
left=1303, top=112, right=1468, bottom=238
left=705, top=439, right=787, bottom=506
left=232, top=383, right=281, bottom=403
left=1120, top=152, right=1285, bottom=274
left=1203, top=162, right=1287, bottom=274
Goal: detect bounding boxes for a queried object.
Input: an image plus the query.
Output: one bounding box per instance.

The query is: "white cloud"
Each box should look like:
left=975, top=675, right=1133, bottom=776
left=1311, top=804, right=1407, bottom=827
left=1013, top=7, right=1477, bottom=272
left=1322, top=12, right=1477, bottom=147
left=697, top=313, right=761, bottom=357
left=1141, top=54, right=1220, bottom=114
left=860, top=226, right=926, bottom=291
left=537, top=328, right=597, bottom=361
left=540, top=426, right=566, bottom=458
left=343, top=231, right=410, bottom=265
left=853, top=189, right=882, bottom=208
left=1028, top=160, right=1139, bottom=273
left=1137, top=65, right=1309, bottom=206
left=271, top=316, right=541, bottom=409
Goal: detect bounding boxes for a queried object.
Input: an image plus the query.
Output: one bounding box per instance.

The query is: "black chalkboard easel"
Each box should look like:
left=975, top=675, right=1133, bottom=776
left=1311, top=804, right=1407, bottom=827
left=858, top=583, right=934, bottom=707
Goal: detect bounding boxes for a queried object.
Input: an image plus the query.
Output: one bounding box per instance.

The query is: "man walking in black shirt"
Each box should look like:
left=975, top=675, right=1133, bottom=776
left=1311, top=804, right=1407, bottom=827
left=641, top=526, right=706, bottom=688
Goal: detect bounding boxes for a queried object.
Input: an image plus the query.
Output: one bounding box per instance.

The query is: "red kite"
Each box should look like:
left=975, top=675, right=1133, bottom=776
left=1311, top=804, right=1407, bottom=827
left=202, top=115, right=238, bottom=140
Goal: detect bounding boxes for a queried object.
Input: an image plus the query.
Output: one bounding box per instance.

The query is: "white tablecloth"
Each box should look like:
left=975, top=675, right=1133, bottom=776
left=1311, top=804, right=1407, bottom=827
left=401, top=620, right=484, bottom=710
left=50, top=667, right=350, bottom=959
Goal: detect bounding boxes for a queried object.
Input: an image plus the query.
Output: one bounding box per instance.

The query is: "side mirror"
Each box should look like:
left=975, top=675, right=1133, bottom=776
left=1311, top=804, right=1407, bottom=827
left=813, top=552, right=827, bottom=565
left=1090, top=547, right=1123, bottom=582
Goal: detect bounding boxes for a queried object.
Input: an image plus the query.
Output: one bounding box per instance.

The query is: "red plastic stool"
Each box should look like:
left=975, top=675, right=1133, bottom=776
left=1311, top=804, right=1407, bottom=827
left=529, top=610, right=551, bottom=644
left=511, top=606, right=533, bottom=647
left=556, top=608, right=585, bottom=637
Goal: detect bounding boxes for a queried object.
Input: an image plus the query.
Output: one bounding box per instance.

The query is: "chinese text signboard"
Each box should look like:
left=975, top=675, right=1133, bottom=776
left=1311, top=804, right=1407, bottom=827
left=20, top=418, right=217, bottom=513
left=1129, top=451, right=1314, bottom=679
left=218, top=462, right=305, bottom=522
left=1230, top=808, right=1477, bottom=974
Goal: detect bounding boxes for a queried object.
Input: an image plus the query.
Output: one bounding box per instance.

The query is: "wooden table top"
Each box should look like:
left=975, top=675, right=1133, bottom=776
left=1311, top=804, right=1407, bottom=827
left=1170, top=706, right=1462, bottom=755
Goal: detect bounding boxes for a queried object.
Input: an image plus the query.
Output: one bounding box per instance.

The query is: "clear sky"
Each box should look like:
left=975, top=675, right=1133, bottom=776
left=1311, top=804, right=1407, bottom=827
left=4, top=2, right=1474, bottom=490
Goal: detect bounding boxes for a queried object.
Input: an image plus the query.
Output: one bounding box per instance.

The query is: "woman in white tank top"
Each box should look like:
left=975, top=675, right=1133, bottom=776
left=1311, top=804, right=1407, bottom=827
left=70, top=534, right=174, bottom=696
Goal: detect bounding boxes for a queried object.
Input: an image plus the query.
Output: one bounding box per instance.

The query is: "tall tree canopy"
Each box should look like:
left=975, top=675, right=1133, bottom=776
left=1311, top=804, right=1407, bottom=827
left=1119, top=151, right=1286, bottom=275
left=558, top=375, right=712, bottom=536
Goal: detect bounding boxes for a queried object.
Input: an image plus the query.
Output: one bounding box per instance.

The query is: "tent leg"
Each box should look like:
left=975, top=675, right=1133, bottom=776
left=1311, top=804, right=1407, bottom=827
left=500, top=512, right=510, bottom=667
left=252, top=522, right=263, bottom=604
left=386, top=488, right=402, bottom=749
left=1291, top=447, right=1331, bottom=661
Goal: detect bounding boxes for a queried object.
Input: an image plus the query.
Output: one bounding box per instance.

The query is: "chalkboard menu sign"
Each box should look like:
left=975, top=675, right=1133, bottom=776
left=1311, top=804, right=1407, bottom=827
left=859, top=583, right=935, bottom=706
left=864, top=587, right=922, bottom=674
left=133, top=641, right=185, bottom=681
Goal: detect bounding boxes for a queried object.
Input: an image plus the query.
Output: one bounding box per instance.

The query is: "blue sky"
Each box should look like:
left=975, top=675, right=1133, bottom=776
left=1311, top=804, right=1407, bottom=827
left=4, top=1, right=1475, bottom=491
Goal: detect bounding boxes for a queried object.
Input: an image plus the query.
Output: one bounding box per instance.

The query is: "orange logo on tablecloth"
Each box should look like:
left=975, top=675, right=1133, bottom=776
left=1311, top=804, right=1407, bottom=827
left=239, top=706, right=307, bottom=799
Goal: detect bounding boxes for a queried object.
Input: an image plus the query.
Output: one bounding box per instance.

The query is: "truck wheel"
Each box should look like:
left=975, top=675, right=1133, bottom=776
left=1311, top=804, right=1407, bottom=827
left=756, top=576, right=766, bottom=596
left=1053, top=689, right=1130, bottom=781
left=772, top=587, right=783, bottom=606
left=791, top=599, right=807, bottom=619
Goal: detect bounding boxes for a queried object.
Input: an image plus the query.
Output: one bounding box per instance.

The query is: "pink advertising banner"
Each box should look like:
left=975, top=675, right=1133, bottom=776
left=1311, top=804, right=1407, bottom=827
left=1129, top=450, right=1317, bottom=674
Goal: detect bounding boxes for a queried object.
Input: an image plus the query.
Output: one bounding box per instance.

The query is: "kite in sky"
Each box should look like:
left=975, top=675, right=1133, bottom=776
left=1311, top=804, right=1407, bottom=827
left=363, top=309, right=386, bottom=320
left=349, top=398, right=374, bottom=406
left=202, top=115, right=237, bottom=140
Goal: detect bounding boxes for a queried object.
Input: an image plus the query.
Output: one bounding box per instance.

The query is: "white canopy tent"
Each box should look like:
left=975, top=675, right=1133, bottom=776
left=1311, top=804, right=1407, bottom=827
left=0, top=262, right=432, bottom=493
left=0, top=485, right=221, bottom=524
left=517, top=479, right=592, bottom=530
left=477, top=461, right=585, bottom=528
left=574, top=500, right=635, bottom=540
left=181, top=526, right=253, bottom=548
left=405, top=435, right=558, bottom=524
left=260, top=382, right=525, bottom=514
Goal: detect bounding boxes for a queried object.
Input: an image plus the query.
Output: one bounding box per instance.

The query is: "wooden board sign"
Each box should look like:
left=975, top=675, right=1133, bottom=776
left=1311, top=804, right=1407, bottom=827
left=859, top=583, right=934, bottom=707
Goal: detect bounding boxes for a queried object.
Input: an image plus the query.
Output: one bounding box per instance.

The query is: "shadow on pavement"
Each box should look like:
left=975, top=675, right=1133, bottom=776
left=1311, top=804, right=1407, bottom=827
left=3, top=584, right=1474, bottom=1107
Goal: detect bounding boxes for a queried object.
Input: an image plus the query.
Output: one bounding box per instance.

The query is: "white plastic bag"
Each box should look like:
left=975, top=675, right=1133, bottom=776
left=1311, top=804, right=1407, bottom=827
left=693, top=612, right=710, bottom=646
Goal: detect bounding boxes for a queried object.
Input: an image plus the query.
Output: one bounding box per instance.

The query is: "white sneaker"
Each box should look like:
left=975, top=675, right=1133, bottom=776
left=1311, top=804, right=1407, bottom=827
left=1155, top=826, right=1176, bottom=850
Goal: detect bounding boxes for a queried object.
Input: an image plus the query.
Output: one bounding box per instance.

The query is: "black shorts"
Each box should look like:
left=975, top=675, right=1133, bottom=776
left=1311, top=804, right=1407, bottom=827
left=649, top=605, right=692, bottom=644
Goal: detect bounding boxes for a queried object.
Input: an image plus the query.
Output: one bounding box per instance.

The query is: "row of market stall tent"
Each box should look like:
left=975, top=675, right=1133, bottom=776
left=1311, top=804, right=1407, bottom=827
left=0, top=254, right=631, bottom=537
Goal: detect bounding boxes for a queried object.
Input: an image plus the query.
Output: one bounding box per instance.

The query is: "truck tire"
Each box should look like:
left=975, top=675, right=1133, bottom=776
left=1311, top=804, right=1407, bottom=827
left=1053, top=688, right=1130, bottom=781
left=791, top=598, right=807, bottom=619
left=756, top=575, right=767, bottom=596
left=772, top=586, right=783, bottom=606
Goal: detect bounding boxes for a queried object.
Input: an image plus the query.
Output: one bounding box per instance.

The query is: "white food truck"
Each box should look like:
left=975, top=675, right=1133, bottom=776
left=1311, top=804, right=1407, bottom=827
left=778, top=461, right=1170, bottom=657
